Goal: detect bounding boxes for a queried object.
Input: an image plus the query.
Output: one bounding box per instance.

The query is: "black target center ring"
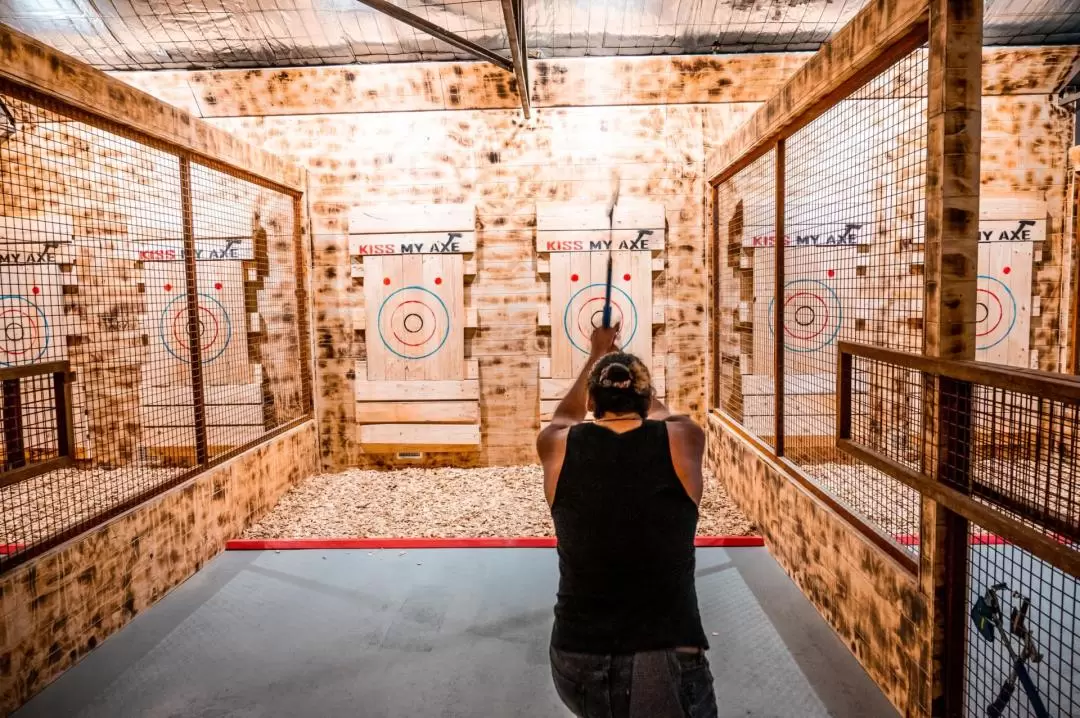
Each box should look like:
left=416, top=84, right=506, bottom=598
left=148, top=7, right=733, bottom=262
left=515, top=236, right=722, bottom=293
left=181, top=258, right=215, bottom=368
left=4, top=321, right=25, bottom=342
left=795, top=306, right=816, bottom=327
left=976, top=302, right=989, bottom=324
left=403, top=313, right=424, bottom=334
left=590, top=310, right=605, bottom=329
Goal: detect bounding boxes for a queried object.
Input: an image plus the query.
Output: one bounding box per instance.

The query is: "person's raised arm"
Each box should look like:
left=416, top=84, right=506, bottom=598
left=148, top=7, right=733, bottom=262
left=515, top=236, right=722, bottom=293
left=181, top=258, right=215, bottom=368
left=546, top=323, right=620, bottom=430
left=536, top=324, right=620, bottom=504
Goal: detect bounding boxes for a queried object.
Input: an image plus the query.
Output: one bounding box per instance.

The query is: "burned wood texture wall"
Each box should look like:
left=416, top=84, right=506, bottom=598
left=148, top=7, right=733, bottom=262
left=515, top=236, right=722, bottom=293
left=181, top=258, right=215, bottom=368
left=119, top=46, right=1078, bottom=468
left=0, top=421, right=319, bottom=715
left=706, top=413, right=929, bottom=716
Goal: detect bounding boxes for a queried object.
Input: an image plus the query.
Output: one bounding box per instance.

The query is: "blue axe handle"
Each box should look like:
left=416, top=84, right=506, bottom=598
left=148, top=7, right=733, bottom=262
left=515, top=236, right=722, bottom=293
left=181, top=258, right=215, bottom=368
left=602, top=254, right=613, bottom=329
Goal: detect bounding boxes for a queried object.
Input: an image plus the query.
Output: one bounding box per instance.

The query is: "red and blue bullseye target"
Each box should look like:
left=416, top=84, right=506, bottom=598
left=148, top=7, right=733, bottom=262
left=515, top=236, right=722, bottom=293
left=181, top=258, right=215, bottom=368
left=768, top=279, right=843, bottom=353
left=160, top=293, right=232, bottom=363
left=377, top=286, right=451, bottom=360
left=976, top=274, right=1017, bottom=351
left=563, top=283, right=638, bottom=355
left=0, top=295, right=49, bottom=367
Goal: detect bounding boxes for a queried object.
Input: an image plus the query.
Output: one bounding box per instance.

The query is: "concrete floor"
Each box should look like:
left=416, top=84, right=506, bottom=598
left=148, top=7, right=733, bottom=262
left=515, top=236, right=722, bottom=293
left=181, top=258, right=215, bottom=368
left=17, top=548, right=898, bottom=718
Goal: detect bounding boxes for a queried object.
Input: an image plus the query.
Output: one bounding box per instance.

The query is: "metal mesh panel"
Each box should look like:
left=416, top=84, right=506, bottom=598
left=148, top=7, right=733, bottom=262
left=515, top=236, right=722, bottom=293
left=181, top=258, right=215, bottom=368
left=188, top=164, right=304, bottom=462
left=0, top=84, right=308, bottom=571
left=713, top=150, right=775, bottom=447
left=780, top=49, right=927, bottom=551
left=966, top=525, right=1078, bottom=718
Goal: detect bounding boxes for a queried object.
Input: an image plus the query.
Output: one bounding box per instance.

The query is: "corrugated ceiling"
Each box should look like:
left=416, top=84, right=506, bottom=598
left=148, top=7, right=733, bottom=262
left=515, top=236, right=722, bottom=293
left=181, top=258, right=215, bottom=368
left=0, top=0, right=1078, bottom=71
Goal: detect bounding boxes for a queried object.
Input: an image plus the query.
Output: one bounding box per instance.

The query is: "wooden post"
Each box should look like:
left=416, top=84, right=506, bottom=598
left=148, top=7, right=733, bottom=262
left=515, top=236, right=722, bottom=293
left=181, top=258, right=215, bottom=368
left=179, top=157, right=209, bottom=465
left=293, top=193, right=314, bottom=416
left=774, top=141, right=786, bottom=454
left=922, top=0, right=982, bottom=715
left=2, top=378, right=24, bottom=470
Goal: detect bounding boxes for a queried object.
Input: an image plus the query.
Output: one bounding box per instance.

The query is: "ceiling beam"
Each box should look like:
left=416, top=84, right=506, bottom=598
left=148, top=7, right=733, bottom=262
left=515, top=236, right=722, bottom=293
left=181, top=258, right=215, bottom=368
left=355, top=0, right=512, bottom=73
left=500, top=0, right=531, bottom=117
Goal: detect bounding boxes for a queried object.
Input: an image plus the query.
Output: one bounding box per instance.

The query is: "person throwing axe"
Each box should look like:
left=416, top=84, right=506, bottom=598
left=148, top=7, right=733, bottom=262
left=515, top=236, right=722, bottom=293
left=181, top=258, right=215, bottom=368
left=537, top=324, right=718, bottom=718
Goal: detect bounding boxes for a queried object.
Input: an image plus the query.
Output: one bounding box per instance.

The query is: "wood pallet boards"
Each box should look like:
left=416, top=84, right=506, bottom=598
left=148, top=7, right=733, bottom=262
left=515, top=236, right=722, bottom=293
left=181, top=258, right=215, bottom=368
left=536, top=200, right=666, bottom=232
left=547, top=250, right=656, bottom=378
left=361, top=253, right=466, bottom=381
left=355, top=401, right=480, bottom=424
left=141, top=425, right=265, bottom=448
left=358, top=423, right=481, bottom=451
left=349, top=204, right=475, bottom=234
left=139, top=404, right=263, bottom=427
left=742, top=373, right=869, bottom=396
left=139, top=383, right=263, bottom=405
left=540, top=358, right=666, bottom=400
left=348, top=232, right=477, bottom=255
left=976, top=240, right=1032, bottom=368
left=355, top=375, right=480, bottom=402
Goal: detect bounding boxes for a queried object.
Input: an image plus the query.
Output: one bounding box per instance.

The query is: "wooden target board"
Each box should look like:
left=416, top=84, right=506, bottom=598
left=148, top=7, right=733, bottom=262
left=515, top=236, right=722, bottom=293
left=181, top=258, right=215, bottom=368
left=137, top=239, right=261, bottom=458
left=536, top=200, right=666, bottom=424
left=0, top=215, right=73, bottom=368
left=746, top=239, right=858, bottom=438
left=139, top=241, right=251, bottom=387
left=349, top=204, right=480, bottom=452
left=975, top=196, right=1043, bottom=369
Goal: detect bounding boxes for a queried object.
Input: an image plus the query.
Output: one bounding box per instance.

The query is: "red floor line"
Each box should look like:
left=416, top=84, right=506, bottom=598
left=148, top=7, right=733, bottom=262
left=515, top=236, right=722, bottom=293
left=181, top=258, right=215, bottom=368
left=225, top=536, right=767, bottom=550
left=0, top=543, right=25, bottom=556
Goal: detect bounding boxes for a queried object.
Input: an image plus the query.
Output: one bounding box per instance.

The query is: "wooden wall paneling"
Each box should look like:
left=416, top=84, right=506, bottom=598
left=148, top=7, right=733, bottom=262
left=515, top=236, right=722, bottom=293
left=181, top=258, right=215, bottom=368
left=0, top=26, right=304, bottom=191
left=0, top=421, right=318, bottom=715
left=351, top=204, right=479, bottom=452
left=114, top=50, right=1078, bottom=471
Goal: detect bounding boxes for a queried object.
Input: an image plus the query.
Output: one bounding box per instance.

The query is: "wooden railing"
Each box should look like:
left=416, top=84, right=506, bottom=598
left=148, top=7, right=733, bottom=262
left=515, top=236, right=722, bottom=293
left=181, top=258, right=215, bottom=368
left=837, top=341, right=1080, bottom=579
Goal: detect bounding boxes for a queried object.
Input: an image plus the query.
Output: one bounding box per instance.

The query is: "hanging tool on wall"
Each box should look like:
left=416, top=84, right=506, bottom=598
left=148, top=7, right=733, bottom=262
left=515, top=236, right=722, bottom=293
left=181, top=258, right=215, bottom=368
left=970, top=583, right=1051, bottom=718
left=0, top=98, right=16, bottom=143
left=602, top=170, right=621, bottom=330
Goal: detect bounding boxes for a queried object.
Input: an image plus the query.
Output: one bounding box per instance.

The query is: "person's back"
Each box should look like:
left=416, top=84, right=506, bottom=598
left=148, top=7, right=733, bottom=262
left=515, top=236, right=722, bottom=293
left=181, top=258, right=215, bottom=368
left=537, top=325, right=718, bottom=718
left=551, top=420, right=706, bottom=654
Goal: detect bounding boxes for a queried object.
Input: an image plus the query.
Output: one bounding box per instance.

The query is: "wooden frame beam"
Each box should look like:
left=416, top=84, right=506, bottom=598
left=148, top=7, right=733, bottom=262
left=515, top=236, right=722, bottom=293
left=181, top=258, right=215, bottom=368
left=500, top=0, right=532, bottom=117
left=706, top=0, right=930, bottom=185
left=355, top=0, right=513, bottom=74
left=0, top=24, right=304, bottom=191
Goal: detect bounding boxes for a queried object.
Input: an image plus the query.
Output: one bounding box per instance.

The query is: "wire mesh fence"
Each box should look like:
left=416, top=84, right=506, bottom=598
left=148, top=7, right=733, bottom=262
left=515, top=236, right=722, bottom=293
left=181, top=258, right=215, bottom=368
left=0, top=82, right=309, bottom=571
left=713, top=150, right=776, bottom=447
left=777, top=48, right=928, bottom=552
left=966, top=525, right=1078, bottom=718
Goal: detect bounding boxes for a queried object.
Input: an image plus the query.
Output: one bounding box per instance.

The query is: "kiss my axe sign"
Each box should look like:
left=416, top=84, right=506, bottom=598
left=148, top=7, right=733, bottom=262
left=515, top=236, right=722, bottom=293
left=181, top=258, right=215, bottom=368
left=134, top=238, right=253, bottom=261
left=979, top=218, right=1045, bottom=243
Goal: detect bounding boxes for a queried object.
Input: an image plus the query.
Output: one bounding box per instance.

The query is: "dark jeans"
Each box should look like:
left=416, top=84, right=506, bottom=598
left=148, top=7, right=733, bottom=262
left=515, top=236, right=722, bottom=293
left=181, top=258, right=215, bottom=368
left=550, top=646, right=718, bottom=718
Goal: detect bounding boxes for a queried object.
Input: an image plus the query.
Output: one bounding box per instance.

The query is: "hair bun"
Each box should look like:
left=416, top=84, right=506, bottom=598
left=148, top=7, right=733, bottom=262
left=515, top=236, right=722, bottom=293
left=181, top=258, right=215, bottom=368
left=598, top=363, right=633, bottom=389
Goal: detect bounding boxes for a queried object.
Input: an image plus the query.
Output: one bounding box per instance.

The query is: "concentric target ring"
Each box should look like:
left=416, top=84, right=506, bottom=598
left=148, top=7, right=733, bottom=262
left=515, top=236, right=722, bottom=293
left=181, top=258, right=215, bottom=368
left=160, top=293, right=232, bottom=363
left=976, top=275, right=1016, bottom=351
left=0, top=295, right=49, bottom=367
left=377, top=286, right=451, bottom=360
left=563, top=283, right=638, bottom=355
left=767, top=279, right=842, bottom=353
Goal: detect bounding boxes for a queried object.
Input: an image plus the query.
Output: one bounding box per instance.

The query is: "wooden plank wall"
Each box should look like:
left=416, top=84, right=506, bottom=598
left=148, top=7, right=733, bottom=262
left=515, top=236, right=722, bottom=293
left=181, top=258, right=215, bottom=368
left=119, top=46, right=1078, bottom=469
left=0, top=421, right=319, bottom=715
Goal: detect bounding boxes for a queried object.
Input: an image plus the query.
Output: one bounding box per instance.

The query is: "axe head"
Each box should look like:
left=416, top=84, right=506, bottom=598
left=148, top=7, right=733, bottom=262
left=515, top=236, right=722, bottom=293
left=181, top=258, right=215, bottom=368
left=971, top=593, right=998, bottom=642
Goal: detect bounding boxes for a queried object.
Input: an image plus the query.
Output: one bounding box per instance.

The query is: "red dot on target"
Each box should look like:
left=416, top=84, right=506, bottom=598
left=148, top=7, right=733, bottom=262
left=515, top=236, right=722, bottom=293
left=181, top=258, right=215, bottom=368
left=435, top=277, right=442, bottom=285
left=571, top=274, right=579, bottom=282
left=164, top=283, right=172, bottom=292
left=383, top=277, right=391, bottom=286
left=214, top=282, right=223, bottom=290
left=31, top=286, right=40, bottom=295
left=623, top=273, right=631, bottom=281
left=827, top=269, right=836, bottom=278
left=1003, top=266, right=1011, bottom=275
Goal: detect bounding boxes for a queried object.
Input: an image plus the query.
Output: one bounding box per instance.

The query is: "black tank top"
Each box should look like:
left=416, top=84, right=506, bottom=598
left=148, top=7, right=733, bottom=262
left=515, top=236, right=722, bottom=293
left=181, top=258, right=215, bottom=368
left=550, top=420, right=708, bottom=654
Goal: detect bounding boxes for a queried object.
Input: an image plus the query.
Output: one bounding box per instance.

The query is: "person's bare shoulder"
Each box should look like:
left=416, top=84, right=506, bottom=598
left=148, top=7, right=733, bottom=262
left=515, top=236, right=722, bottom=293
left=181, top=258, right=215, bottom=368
left=664, top=415, right=705, bottom=454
